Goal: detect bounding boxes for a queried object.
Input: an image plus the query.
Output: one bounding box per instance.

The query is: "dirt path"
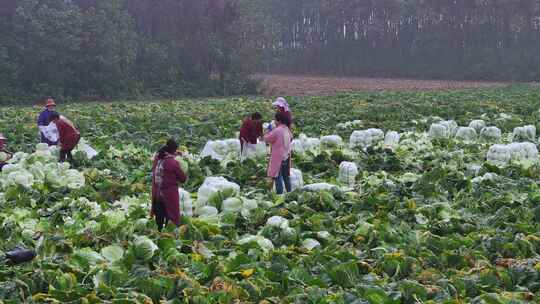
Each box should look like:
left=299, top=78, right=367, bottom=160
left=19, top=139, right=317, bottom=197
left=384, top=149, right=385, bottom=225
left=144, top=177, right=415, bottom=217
left=256, top=74, right=511, bottom=96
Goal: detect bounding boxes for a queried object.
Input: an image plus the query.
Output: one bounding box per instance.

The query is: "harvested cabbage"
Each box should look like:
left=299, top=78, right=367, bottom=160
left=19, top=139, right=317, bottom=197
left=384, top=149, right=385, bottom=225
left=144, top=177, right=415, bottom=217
left=320, top=135, right=343, bottom=148
left=196, top=206, right=219, bottom=217
left=197, top=176, right=240, bottom=207
left=200, top=139, right=241, bottom=161
left=133, top=236, right=158, bottom=261
left=337, top=120, right=362, bottom=130
left=222, top=197, right=244, bottom=213
left=508, top=142, right=538, bottom=162
left=439, top=120, right=458, bottom=135
left=428, top=123, right=450, bottom=139
left=338, top=162, right=359, bottom=186
left=455, top=127, right=477, bottom=142
left=469, top=120, right=486, bottom=132
left=293, top=134, right=321, bottom=154
left=350, top=129, right=384, bottom=149
left=303, top=183, right=338, bottom=192
left=480, top=126, right=502, bottom=141
left=266, top=216, right=289, bottom=229
left=237, top=235, right=274, bottom=251
left=513, top=125, right=536, bottom=142
left=302, top=238, right=321, bottom=250
left=384, top=131, right=400, bottom=147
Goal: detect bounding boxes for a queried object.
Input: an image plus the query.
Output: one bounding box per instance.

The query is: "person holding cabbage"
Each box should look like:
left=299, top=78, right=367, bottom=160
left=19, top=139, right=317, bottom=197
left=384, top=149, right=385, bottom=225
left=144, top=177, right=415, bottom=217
left=37, top=97, right=59, bottom=145
left=151, top=139, right=188, bottom=232
left=264, top=112, right=293, bottom=194
left=48, top=112, right=80, bottom=163
left=0, top=134, right=12, bottom=171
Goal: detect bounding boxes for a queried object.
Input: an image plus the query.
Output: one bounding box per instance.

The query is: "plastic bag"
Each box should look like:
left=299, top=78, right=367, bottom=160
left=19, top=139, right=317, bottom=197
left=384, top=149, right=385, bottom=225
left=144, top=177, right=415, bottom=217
left=469, top=120, right=486, bottom=132
left=39, top=122, right=59, bottom=143
left=455, top=127, right=477, bottom=142
left=179, top=189, right=193, bottom=216
left=513, top=125, right=536, bottom=142
left=349, top=129, right=384, bottom=149
left=290, top=168, right=304, bottom=190
left=480, top=126, right=502, bottom=141
left=429, top=123, right=450, bottom=139
left=487, top=144, right=511, bottom=165
left=508, top=142, right=538, bottom=162
left=293, top=134, right=320, bottom=154
left=384, top=131, right=400, bottom=147
left=338, top=161, right=359, bottom=186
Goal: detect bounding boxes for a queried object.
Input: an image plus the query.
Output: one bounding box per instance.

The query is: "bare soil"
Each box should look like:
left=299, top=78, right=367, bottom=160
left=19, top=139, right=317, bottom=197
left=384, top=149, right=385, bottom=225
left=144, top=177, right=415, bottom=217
left=256, top=74, right=511, bottom=96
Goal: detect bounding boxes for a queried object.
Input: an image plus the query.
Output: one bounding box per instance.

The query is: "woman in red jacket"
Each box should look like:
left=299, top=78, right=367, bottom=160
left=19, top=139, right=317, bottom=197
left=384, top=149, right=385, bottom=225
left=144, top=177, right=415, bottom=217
left=49, top=112, right=80, bottom=163
left=151, top=139, right=188, bottom=231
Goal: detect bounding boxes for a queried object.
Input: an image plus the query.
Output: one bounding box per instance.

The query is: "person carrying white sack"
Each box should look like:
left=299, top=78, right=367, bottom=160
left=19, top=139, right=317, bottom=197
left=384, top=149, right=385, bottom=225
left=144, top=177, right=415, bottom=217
left=37, top=97, right=59, bottom=145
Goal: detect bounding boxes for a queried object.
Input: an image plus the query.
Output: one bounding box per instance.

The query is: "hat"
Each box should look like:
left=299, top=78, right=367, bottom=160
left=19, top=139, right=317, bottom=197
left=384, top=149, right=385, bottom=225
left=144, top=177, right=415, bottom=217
left=46, top=98, right=56, bottom=107
left=272, top=97, right=290, bottom=112
left=0, top=133, right=6, bottom=140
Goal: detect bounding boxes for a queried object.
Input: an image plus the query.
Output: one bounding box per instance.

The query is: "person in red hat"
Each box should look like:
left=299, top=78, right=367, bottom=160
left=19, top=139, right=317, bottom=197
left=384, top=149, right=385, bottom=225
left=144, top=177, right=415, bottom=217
left=0, top=134, right=12, bottom=171
left=48, top=112, right=80, bottom=163
left=37, top=97, right=59, bottom=145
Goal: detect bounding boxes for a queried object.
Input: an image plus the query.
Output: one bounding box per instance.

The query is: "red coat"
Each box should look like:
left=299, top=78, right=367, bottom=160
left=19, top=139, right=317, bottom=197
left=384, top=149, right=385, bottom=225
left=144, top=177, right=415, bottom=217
left=239, top=118, right=263, bottom=144
left=55, top=118, right=80, bottom=150
left=151, top=154, right=187, bottom=226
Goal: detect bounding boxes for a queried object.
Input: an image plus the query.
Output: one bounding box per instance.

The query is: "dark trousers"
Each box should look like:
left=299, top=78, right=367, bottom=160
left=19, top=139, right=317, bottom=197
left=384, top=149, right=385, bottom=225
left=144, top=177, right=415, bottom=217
left=152, top=200, right=168, bottom=232
left=59, top=149, right=74, bottom=163
left=275, top=158, right=292, bottom=194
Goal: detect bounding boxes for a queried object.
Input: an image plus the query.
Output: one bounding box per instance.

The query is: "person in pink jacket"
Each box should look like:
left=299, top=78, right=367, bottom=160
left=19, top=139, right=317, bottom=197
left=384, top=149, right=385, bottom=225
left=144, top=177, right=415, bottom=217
left=264, top=112, right=293, bottom=194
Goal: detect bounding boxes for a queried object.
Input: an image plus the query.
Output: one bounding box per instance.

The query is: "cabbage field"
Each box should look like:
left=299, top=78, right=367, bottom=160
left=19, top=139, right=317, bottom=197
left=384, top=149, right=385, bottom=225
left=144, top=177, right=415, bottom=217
left=1, top=86, right=540, bottom=303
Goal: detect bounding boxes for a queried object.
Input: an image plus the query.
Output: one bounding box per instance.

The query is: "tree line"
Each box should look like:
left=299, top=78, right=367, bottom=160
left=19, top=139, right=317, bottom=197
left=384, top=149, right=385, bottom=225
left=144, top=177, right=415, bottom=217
left=1, top=0, right=540, bottom=103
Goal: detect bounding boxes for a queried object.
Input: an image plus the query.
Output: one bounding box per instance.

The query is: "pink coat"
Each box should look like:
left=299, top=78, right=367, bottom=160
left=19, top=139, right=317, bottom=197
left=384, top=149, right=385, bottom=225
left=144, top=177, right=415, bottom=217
left=264, top=125, right=292, bottom=178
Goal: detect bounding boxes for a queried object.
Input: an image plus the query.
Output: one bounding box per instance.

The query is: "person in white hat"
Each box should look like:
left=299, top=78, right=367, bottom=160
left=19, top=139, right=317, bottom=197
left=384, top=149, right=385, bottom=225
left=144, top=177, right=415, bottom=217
left=272, top=97, right=293, bottom=128
left=0, top=134, right=12, bottom=171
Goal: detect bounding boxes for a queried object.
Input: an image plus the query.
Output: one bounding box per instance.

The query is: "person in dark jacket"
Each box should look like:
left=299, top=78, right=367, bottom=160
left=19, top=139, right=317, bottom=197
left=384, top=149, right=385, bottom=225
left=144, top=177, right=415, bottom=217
left=151, top=139, right=188, bottom=232
left=48, top=112, right=80, bottom=163
left=239, top=112, right=263, bottom=159
left=37, top=97, right=58, bottom=145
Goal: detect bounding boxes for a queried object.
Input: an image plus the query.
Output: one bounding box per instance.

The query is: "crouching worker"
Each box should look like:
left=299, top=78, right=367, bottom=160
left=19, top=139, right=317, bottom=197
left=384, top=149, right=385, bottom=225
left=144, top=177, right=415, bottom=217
left=239, top=112, right=263, bottom=160
left=49, top=112, right=80, bottom=163
left=264, top=112, right=293, bottom=194
left=151, top=139, right=188, bottom=232
left=0, top=134, right=13, bottom=171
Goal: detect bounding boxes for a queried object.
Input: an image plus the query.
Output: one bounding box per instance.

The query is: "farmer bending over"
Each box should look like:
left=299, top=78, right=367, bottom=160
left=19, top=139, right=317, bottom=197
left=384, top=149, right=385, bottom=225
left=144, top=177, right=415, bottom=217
left=48, top=112, right=80, bottom=163
left=239, top=112, right=263, bottom=159
left=264, top=112, right=293, bottom=194
left=151, top=139, right=188, bottom=232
